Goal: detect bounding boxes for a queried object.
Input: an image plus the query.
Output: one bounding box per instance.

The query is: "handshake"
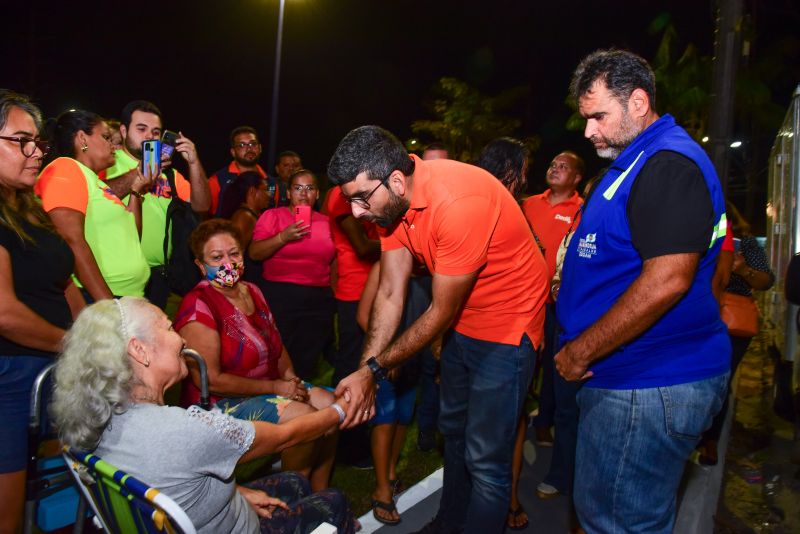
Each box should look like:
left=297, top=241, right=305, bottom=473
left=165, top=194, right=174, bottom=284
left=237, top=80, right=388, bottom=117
left=332, top=365, right=379, bottom=429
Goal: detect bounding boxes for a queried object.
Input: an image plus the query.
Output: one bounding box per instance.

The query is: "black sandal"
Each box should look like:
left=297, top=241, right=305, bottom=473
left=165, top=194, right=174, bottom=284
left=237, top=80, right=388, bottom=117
left=389, top=478, right=404, bottom=497
left=372, top=498, right=401, bottom=525
left=507, top=505, right=529, bottom=530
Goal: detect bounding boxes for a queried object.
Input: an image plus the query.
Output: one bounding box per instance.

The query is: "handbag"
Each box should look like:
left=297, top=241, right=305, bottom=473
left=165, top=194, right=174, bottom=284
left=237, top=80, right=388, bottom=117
left=720, top=292, right=760, bottom=337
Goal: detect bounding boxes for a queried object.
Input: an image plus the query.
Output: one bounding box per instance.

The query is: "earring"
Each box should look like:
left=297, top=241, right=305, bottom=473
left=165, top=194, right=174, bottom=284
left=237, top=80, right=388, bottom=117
left=144, top=359, right=150, bottom=368
left=81, top=144, right=89, bottom=152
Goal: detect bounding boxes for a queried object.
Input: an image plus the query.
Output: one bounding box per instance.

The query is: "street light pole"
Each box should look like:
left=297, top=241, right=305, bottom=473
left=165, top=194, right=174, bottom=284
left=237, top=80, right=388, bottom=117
left=267, top=0, right=286, bottom=169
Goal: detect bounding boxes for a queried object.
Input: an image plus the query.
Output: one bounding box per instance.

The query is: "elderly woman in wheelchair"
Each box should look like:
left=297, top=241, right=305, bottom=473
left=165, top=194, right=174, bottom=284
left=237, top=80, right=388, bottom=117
left=51, top=297, right=356, bottom=534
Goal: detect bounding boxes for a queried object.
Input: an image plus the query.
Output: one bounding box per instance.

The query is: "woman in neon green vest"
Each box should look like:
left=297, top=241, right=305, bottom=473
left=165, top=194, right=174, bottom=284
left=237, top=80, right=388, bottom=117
left=36, top=110, right=150, bottom=299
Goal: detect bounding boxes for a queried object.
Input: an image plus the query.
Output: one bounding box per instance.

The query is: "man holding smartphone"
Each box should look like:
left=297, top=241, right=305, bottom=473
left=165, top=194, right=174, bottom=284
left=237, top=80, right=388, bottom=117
left=103, top=100, right=210, bottom=308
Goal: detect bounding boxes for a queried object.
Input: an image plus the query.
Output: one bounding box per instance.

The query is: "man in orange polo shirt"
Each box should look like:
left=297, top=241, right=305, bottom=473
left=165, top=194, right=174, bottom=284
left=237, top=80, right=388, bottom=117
left=328, top=126, right=549, bottom=533
left=522, top=151, right=584, bottom=500
left=207, top=126, right=287, bottom=216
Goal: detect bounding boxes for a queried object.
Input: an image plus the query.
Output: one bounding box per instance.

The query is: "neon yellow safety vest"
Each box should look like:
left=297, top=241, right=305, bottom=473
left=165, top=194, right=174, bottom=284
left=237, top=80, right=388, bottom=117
left=106, top=149, right=189, bottom=267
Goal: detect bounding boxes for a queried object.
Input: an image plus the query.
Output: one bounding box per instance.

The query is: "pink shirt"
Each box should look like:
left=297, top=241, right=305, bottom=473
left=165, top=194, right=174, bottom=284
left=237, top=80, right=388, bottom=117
left=252, top=206, right=335, bottom=286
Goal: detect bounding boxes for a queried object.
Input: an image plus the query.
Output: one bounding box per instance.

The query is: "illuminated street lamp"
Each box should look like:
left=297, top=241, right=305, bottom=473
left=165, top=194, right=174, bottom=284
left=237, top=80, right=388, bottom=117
left=267, top=0, right=286, bottom=168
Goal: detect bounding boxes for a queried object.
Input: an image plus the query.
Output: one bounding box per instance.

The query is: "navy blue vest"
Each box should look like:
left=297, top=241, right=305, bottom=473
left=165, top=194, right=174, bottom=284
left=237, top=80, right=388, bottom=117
left=557, top=115, right=730, bottom=389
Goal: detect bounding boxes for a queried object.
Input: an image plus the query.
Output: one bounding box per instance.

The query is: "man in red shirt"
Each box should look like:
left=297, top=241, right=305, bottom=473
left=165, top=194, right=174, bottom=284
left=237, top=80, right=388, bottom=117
left=327, top=126, right=549, bottom=533
left=521, top=151, right=583, bottom=498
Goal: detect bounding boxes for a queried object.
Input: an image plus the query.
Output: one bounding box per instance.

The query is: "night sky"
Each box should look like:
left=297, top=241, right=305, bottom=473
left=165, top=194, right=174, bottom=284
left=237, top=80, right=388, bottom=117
left=3, top=1, right=798, bottom=195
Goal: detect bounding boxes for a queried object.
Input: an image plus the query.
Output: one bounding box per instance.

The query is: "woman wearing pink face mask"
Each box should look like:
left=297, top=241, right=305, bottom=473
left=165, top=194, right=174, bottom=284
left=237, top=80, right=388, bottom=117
left=175, top=219, right=338, bottom=491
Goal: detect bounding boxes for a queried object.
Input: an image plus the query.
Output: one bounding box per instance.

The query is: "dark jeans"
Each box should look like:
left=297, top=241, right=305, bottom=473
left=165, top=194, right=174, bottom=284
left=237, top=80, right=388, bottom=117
left=332, top=299, right=363, bottom=387
left=417, top=350, right=440, bottom=433
left=704, top=334, right=752, bottom=440
left=533, top=302, right=558, bottom=427
left=258, top=280, right=334, bottom=381
left=436, top=331, right=536, bottom=534
left=542, top=333, right=581, bottom=495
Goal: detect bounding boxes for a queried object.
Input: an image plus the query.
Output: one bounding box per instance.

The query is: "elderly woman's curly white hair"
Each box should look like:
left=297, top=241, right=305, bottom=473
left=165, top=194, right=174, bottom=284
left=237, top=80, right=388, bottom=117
left=51, top=297, right=159, bottom=450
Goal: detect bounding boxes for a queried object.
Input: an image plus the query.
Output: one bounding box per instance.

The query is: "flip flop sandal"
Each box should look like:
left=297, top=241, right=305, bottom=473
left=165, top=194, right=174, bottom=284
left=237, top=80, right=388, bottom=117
left=389, top=478, right=405, bottom=497
left=507, top=505, right=529, bottom=531
left=372, top=498, right=401, bottom=525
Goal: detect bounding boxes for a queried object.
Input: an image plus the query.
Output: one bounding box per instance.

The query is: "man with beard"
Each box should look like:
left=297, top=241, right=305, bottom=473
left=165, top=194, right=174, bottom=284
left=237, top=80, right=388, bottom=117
left=207, top=126, right=285, bottom=216
left=103, top=100, right=210, bottom=308
left=555, top=49, right=730, bottom=533
left=327, top=126, right=549, bottom=533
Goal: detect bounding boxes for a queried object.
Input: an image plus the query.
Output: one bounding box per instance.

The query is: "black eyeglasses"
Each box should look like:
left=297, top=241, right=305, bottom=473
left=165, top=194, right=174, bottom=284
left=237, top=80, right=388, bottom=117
left=0, top=136, right=51, bottom=157
left=291, top=184, right=318, bottom=193
left=232, top=141, right=260, bottom=150
left=347, top=173, right=392, bottom=210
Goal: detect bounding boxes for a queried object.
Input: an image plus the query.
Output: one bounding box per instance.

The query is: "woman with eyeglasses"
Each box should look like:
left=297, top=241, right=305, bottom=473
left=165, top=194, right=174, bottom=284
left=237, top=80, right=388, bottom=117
left=249, top=170, right=335, bottom=381
left=0, top=89, right=84, bottom=532
left=35, top=110, right=150, bottom=301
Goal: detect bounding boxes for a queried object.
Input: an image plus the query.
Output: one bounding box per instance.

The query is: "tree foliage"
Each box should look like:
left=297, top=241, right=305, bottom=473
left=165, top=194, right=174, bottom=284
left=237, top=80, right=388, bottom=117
left=565, top=12, right=794, bottom=143
left=409, top=77, right=539, bottom=162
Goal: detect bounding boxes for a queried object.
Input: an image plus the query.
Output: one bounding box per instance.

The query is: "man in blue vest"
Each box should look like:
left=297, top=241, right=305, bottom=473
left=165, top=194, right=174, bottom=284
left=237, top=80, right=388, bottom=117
left=555, top=49, right=731, bottom=533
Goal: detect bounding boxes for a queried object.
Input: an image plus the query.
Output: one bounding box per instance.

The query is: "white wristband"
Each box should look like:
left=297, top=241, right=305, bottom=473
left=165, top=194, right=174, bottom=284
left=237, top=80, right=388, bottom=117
left=331, top=403, right=346, bottom=424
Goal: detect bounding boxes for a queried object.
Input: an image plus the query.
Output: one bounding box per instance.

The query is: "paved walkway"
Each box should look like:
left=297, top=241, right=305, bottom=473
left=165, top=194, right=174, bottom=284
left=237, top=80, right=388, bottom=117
left=359, top=421, right=730, bottom=534
left=359, top=333, right=800, bottom=533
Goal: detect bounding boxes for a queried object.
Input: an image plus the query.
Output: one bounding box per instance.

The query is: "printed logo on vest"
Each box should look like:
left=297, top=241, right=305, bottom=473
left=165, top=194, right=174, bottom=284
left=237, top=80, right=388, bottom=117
left=554, top=213, right=572, bottom=224
left=100, top=185, right=125, bottom=207
left=150, top=176, right=174, bottom=198
left=577, top=232, right=597, bottom=258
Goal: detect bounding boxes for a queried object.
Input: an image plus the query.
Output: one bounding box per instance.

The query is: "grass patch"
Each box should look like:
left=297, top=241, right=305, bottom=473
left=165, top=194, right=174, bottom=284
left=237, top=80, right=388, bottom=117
left=331, top=418, right=444, bottom=517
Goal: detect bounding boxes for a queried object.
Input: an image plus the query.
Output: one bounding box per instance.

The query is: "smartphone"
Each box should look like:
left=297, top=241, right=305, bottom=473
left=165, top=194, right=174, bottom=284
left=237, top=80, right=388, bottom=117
left=142, top=139, right=161, bottom=181
left=294, top=205, right=312, bottom=238
left=161, top=130, right=179, bottom=160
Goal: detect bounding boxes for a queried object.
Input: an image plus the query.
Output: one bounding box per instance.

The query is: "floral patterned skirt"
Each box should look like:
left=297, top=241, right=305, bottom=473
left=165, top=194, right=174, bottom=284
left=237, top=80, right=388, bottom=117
left=247, top=471, right=356, bottom=534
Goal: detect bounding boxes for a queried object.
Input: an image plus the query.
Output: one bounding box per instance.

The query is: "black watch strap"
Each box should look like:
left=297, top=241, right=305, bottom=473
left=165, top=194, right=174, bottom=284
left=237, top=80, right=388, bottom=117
left=366, top=357, right=388, bottom=382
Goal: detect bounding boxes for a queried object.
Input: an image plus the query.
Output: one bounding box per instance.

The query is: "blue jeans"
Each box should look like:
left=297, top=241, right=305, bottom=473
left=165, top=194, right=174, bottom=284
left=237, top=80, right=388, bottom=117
left=436, top=331, right=535, bottom=534
left=0, top=355, right=52, bottom=472
left=574, top=374, right=729, bottom=534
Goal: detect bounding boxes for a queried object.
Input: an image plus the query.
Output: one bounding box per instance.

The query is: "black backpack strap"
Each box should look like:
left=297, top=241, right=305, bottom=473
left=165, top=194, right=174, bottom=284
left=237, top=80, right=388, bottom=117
left=213, top=167, right=239, bottom=216
left=162, top=168, right=179, bottom=268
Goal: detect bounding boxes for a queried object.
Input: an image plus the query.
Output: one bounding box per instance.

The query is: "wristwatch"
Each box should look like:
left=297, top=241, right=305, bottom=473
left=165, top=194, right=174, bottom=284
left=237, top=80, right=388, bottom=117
left=366, top=357, right=388, bottom=382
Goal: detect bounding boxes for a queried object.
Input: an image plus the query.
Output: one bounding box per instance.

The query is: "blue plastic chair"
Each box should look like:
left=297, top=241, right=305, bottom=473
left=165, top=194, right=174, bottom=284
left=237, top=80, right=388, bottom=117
left=23, top=362, right=86, bottom=533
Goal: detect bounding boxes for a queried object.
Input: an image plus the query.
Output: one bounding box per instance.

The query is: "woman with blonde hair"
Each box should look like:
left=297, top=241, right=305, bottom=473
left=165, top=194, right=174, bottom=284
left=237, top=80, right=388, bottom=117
left=52, top=297, right=356, bottom=534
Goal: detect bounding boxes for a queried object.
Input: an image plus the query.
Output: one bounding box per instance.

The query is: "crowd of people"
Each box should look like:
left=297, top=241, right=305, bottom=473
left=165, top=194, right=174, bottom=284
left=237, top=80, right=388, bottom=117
left=0, top=47, right=774, bottom=534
